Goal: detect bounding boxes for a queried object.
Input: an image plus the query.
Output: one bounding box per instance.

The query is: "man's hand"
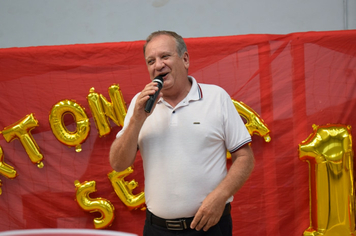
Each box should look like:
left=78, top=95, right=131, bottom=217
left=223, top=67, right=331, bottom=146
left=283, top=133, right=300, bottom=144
left=134, top=81, right=163, bottom=120
left=190, top=193, right=226, bottom=231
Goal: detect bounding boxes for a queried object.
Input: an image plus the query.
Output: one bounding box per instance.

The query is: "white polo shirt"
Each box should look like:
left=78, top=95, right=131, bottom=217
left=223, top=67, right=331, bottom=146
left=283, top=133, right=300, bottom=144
left=117, top=76, right=251, bottom=219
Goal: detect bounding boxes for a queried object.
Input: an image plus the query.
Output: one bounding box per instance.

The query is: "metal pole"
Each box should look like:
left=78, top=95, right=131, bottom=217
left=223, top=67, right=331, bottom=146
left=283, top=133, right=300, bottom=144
left=344, top=0, right=349, bottom=30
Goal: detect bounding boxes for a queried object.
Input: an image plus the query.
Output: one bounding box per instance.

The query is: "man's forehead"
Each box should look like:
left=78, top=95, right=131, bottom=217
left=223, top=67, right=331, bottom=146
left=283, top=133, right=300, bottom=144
left=145, top=35, right=175, bottom=53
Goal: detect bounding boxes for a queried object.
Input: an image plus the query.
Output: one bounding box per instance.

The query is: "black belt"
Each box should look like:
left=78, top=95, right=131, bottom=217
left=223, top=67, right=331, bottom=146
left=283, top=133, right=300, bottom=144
left=148, top=203, right=231, bottom=231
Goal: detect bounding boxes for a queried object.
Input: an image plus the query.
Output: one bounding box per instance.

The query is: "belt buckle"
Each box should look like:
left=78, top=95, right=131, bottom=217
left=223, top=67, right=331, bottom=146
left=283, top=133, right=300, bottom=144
left=166, top=219, right=187, bottom=230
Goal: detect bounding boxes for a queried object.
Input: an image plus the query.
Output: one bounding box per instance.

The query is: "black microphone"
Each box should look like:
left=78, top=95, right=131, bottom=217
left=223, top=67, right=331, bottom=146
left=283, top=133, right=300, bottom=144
left=144, top=75, right=164, bottom=113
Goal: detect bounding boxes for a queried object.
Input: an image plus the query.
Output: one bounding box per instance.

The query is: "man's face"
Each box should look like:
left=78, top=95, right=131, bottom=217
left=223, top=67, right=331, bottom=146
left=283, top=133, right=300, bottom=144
left=144, top=34, right=189, bottom=92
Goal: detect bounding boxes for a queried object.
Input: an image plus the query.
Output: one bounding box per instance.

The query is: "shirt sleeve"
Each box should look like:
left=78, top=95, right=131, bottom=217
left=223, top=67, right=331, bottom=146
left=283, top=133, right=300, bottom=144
left=221, top=90, right=252, bottom=153
left=116, top=93, right=140, bottom=139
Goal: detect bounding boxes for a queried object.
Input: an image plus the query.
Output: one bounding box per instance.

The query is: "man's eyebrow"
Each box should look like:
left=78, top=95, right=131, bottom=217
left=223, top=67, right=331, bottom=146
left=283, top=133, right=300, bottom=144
left=145, top=50, right=173, bottom=61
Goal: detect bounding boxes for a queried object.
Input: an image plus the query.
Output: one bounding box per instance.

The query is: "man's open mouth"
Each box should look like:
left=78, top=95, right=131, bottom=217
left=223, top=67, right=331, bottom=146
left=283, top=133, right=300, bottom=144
left=160, top=73, right=168, bottom=78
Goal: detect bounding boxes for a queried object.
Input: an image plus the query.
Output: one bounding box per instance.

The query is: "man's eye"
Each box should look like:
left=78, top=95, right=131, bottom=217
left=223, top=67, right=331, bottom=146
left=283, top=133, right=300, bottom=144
left=147, top=60, right=154, bottom=65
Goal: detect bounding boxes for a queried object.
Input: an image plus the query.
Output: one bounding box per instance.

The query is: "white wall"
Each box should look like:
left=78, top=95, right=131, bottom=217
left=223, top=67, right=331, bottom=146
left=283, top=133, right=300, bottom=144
left=0, top=0, right=355, bottom=48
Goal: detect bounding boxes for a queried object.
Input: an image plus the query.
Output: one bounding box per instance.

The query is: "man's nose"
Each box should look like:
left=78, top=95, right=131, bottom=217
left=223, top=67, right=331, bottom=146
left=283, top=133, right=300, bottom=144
left=154, top=58, right=165, bottom=70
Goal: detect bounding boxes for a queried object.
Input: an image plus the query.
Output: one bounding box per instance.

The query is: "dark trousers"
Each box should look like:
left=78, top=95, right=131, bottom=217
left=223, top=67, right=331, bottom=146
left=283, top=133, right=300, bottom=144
left=143, top=210, right=233, bottom=236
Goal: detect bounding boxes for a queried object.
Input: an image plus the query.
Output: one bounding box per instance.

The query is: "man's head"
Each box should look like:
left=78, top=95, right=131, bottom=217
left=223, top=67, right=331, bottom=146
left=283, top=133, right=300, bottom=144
left=143, top=31, right=190, bottom=94
left=143, top=30, right=187, bottom=57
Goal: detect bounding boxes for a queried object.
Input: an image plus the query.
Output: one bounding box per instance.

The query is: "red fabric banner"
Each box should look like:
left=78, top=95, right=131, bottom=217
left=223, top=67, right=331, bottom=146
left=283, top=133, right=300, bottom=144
left=0, top=30, right=355, bottom=235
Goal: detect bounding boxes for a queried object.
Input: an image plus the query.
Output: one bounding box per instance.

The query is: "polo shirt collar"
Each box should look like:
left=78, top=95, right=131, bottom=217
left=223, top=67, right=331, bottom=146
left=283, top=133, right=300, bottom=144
left=186, top=76, right=203, bottom=102
left=158, top=76, right=203, bottom=105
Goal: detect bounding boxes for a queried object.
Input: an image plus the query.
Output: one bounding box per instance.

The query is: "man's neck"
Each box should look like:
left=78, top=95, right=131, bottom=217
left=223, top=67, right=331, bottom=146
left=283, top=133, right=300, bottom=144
left=163, top=77, right=192, bottom=108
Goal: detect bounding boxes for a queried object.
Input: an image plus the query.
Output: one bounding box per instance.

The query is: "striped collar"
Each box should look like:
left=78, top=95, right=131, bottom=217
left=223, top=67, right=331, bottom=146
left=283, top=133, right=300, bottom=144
left=186, top=76, right=203, bottom=102
left=158, top=76, right=203, bottom=105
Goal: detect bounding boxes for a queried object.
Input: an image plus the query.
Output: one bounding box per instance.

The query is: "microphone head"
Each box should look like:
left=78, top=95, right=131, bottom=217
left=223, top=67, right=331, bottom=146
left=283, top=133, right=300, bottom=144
left=153, top=75, right=164, bottom=87
left=144, top=75, right=164, bottom=113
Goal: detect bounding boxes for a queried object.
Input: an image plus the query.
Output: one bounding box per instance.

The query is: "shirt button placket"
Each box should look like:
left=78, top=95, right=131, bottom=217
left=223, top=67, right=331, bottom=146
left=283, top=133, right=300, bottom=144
left=170, top=110, right=178, bottom=126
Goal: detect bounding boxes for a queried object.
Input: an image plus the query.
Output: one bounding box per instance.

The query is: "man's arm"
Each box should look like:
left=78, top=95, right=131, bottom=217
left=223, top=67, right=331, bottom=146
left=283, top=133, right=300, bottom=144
left=109, top=81, right=162, bottom=172
left=109, top=116, right=144, bottom=172
left=190, top=144, right=255, bottom=231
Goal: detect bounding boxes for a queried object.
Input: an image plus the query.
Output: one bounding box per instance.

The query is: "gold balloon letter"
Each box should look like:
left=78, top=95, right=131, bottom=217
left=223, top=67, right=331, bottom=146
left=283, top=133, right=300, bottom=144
left=299, top=124, right=355, bottom=236
left=1, top=113, right=44, bottom=168
left=108, top=167, right=146, bottom=210
left=0, top=145, right=18, bottom=195
left=87, top=85, right=127, bottom=137
left=74, top=180, right=115, bottom=229
left=49, top=100, right=90, bottom=152
left=226, top=99, right=271, bottom=159
left=232, top=99, right=271, bottom=142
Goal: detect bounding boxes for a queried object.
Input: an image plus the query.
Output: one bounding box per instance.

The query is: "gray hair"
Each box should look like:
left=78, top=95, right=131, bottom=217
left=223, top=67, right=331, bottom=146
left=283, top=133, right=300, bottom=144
left=143, top=30, right=187, bottom=57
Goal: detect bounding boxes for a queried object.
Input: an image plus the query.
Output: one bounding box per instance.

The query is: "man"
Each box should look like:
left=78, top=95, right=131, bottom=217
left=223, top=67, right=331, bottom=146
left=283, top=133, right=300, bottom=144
left=109, top=30, right=254, bottom=236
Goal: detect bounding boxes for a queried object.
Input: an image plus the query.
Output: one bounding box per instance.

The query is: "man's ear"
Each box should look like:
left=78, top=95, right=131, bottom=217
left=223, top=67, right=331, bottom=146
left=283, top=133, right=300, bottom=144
left=183, top=52, right=190, bottom=69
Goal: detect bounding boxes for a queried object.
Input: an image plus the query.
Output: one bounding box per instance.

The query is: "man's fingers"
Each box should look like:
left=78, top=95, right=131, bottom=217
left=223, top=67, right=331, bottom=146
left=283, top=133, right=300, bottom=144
left=190, top=211, right=202, bottom=229
left=191, top=211, right=217, bottom=231
left=193, top=216, right=207, bottom=231
left=192, top=216, right=218, bottom=232
left=202, top=217, right=219, bottom=231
